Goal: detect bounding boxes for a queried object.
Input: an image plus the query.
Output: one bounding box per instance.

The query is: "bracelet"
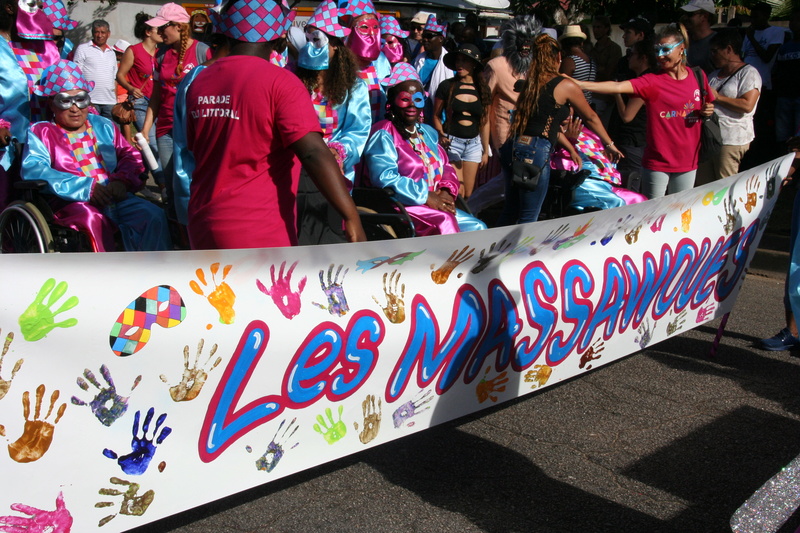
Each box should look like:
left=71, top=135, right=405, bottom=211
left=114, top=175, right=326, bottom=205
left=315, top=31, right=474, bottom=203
left=605, top=141, right=615, bottom=148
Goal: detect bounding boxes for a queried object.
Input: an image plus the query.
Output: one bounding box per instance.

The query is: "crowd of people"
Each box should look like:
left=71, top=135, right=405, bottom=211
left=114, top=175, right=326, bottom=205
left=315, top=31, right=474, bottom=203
left=1, top=0, right=796, bottom=253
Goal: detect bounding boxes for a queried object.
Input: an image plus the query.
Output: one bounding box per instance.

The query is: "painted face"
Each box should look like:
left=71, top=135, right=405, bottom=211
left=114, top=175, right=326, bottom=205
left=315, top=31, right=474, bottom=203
left=50, top=89, right=89, bottom=131
left=192, top=15, right=208, bottom=33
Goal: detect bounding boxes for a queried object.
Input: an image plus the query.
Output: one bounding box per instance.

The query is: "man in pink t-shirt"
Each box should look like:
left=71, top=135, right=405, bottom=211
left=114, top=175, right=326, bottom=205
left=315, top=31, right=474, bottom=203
left=184, top=0, right=364, bottom=249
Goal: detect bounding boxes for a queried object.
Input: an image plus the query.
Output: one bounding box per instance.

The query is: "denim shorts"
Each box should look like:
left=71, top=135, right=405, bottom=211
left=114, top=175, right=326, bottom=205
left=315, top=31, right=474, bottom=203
left=446, top=134, right=483, bottom=163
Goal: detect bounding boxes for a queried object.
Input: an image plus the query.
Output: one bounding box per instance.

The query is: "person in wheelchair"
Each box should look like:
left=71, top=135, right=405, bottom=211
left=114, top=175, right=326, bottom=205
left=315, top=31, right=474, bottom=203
left=21, top=60, right=171, bottom=251
left=362, top=62, right=486, bottom=236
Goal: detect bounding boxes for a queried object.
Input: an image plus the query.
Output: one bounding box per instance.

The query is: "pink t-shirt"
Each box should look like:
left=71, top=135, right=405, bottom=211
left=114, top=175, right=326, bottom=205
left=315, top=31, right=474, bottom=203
left=155, top=40, right=210, bottom=138
left=630, top=69, right=715, bottom=172
left=186, top=55, right=322, bottom=250
left=126, top=42, right=155, bottom=99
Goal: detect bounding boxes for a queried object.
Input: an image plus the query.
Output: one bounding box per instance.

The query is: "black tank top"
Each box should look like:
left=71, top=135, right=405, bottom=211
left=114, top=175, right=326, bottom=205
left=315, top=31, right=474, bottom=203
left=522, top=76, right=572, bottom=145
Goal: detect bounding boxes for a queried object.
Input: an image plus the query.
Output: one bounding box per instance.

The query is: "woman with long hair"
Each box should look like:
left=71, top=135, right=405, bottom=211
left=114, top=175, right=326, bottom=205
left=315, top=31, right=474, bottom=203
left=363, top=63, right=486, bottom=235
left=498, top=33, right=621, bottom=225
left=432, top=43, right=490, bottom=199
left=140, top=2, right=210, bottom=205
left=116, top=11, right=163, bottom=189
left=573, top=24, right=715, bottom=199
left=293, top=0, right=370, bottom=244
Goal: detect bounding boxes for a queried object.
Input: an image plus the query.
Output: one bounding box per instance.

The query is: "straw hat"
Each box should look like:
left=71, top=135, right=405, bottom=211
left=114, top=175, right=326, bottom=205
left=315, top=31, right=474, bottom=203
left=559, top=25, right=586, bottom=42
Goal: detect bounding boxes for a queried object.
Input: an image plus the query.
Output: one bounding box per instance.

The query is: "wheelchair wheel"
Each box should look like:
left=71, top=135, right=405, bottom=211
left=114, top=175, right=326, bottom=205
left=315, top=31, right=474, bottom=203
left=0, top=201, right=55, bottom=253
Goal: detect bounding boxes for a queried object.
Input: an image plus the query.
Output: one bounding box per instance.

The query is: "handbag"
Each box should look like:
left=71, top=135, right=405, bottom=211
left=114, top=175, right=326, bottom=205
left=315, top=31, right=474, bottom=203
left=511, top=135, right=543, bottom=191
left=692, top=66, right=722, bottom=163
left=111, top=98, right=136, bottom=126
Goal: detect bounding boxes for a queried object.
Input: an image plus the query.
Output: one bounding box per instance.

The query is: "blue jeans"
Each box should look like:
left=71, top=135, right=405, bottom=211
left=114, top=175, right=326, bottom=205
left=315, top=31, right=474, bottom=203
left=496, top=136, right=552, bottom=225
left=133, top=97, right=164, bottom=186
left=776, top=96, right=800, bottom=143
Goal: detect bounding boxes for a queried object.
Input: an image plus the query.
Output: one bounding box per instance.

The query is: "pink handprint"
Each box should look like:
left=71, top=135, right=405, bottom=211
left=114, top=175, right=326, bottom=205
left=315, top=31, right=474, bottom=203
left=256, top=261, right=307, bottom=319
left=0, top=492, right=73, bottom=532
left=696, top=303, right=716, bottom=323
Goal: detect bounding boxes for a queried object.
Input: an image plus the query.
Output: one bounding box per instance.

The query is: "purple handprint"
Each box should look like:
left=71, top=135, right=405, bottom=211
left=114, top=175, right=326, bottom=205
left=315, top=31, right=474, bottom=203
left=71, top=365, right=141, bottom=426
left=103, top=407, right=172, bottom=475
left=0, top=492, right=72, bottom=533
left=392, top=390, right=433, bottom=428
left=256, top=261, right=307, bottom=319
left=313, top=264, right=349, bottom=317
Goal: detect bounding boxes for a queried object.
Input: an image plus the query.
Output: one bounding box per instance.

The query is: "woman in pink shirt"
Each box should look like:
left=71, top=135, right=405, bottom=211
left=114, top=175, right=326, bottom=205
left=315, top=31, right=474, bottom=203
left=575, top=24, right=716, bottom=199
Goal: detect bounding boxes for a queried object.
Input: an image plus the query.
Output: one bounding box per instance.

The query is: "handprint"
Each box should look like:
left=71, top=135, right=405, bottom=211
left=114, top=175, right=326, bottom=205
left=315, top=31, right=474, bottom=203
left=555, top=219, right=593, bottom=250
left=507, top=235, right=536, bottom=256
left=353, top=394, right=381, bottom=444
left=160, top=339, right=221, bottom=402
left=635, top=318, right=652, bottom=350
left=524, top=364, right=552, bottom=389
left=71, top=365, right=141, bottom=426
left=718, top=197, right=739, bottom=235
left=313, top=405, right=347, bottom=444
left=253, top=417, right=299, bottom=473
left=0, top=492, right=73, bottom=532
left=392, top=390, right=433, bottom=428
left=579, top=339, right=605, bottom=370
left=476, top=367, right=508, bottom=403
left=0, top=329, right=23, bottom=401
left=372, top=270, right=405, bottom=323
left=313, top=264, right=350, bottom=316
left=471, top=239, right=512, bottom=274
left=430, top=245, right=475, bottom=284
left=739, top=175, right=760, bottom=213
left=190, top=263, right=236, bottom=325
left=102, top=407, right=172, bottom=475
left=355, top=250, right=425, bottom=273
left=599, top=216, right=633, bottom=246
left=95, top=477, right=154, bottom=527
left=8, top=384, right=66, bottom=463
left=18, top=279, right=78, bottom=342
left=696, top=302, right=716, bottom=323
left=256, top=261, right=307, bottom=320
left=625, top=223, right=642, bottom=244
left=666, top=310, right=687, bottom=335
left=542, top=224, right=569, bottom=246
left=678, top=208, right=692, bottom=233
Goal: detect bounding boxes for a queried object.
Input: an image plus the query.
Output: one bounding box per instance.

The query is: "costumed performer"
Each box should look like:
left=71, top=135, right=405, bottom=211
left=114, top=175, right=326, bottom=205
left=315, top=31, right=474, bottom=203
left=363, top=62, right=487, bottom=235
left=379, top=15, right=408, bottom=66
left=21, top=61, right=171, bottom=251
left=41, top=0, right=76, bottom=59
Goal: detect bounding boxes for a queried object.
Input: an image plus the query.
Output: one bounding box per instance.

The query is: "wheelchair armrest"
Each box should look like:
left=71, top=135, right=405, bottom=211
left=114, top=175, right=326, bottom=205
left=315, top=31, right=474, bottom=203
left=352, top=187, right=416, bottom=239
left=13, top=179, right=50, bottom=191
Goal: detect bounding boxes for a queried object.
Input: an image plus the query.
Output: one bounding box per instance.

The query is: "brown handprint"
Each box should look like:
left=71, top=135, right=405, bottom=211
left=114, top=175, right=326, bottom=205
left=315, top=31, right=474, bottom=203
left=431, top=245, right=475, bottom=284
left=476, top=367, right=508, bottom=403
left=0, top=330, right=23, bottom=401
left=524, top=364, right=552, bottom=389
left=160, top=339, right=222, bottom=402
left=353, top=394, right=381, bottom=444
left=625, top=223, right=642, bottom=245
left=372, top=270, right=405, bottom=324
left=8, top=384, right=67, bottom=463
left=718, top=197, right=739, bottom=235
left=579, top=339, right=605, bottom=370
left=95, top=477, right=155, bottom=527
left=190, top=263, right=236, bottom=325
left=739, top=175, right=761, bottom=213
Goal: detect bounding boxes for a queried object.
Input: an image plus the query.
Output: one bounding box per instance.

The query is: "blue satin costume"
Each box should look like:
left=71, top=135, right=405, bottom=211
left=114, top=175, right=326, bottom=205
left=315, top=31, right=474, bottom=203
left=22, top=114, right=171, bottom=251
left=172, top=65, right=205, bottom=225
left=322, top=78, right=370, bottom=186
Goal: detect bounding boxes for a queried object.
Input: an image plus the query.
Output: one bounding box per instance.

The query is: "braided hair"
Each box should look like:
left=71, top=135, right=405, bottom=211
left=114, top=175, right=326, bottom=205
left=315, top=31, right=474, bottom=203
left=510, top=33, right=561, bottom=139
left=175, top=23, right=191, bottom=76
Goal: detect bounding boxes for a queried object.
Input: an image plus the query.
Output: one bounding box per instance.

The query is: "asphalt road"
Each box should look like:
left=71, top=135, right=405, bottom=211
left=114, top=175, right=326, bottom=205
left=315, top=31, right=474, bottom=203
left=124, top=260, right=800, bottom=533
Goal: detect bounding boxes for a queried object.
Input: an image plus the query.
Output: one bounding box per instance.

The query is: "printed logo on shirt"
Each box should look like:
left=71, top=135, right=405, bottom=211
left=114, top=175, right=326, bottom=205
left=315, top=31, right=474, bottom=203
left=659, top=100, right=700, bottom=122
left=191, top=93, right=241, bottom=120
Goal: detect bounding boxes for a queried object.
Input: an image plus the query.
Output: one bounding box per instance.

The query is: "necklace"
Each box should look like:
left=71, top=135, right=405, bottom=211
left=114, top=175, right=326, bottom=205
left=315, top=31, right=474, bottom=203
left=404, top=125, right=417, bottom=135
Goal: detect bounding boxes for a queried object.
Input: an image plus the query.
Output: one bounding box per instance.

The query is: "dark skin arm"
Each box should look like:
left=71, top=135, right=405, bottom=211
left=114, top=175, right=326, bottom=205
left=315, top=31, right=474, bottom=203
left=291, top=132, right=366, bottom=243
left=745, top=27, right=781, bottom=64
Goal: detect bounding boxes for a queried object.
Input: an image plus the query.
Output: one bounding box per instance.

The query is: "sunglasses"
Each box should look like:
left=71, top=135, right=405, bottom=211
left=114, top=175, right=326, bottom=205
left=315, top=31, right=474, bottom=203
left=53, top=91, right=91, bottom=110
left=158, top=22, right=179, bottom=32
left=654, top=39, right=684, bottom=57
left=422, top=32, right=440, bottom=40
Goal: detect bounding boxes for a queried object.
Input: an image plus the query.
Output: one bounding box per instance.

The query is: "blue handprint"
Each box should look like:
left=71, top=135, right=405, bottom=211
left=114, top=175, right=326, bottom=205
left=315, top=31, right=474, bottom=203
left=71, top=365, right=141, bottom=426
left=103, top=408, right=172, bottom=475
left=313, top=264, right=349, bottom=317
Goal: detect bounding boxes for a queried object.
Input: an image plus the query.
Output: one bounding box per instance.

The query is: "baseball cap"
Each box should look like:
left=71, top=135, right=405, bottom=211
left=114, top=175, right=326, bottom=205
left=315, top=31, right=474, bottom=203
left=146, top=3, right=190, bottom=27
left=411, top=11, right=434, bottom=25
left=680, top=0, right=716, bottom=15
left=620, top=15, right=652, bottom=34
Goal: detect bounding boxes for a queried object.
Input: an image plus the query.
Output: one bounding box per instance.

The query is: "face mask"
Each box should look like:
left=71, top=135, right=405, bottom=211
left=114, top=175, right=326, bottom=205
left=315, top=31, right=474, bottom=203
left=381, top=35, right=403, bottom=63
left=269, top=48, right=288, bottom=68
left=347, top=16, right=379, bottom=62
left=53, top=91, right=91, bottom=110
left=394, top=90, right=425, bottom=109
left=298, top=29, right=330, bottom=70
left=192, top=21, right=207, bottom=33
left=16, top=0, right=54, bottom=40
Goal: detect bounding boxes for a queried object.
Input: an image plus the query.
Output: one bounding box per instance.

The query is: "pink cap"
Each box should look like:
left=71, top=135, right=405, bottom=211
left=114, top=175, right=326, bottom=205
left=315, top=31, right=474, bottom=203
left=380, top=62, right=421, bottom=88
left=379, top=15, right=408, bottom=38
left=146, top=3, right=190, bottom=27
left=307, top=0, right=350, bottom=38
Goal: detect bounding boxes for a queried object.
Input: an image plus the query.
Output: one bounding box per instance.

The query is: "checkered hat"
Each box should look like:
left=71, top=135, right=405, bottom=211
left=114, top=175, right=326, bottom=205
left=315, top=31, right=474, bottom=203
left=217, top=0, right=295, bottom=43
left=379, top=15, right=408, bottom=38
left=307, top=0, right=350, bottom=38
left=380, top=62, right=420, bottom=88
left=424, top=14, right=446, bottom=35
left=339, top=0, right=375, bottom=18
left=42, top=0, right=78, bottom=31
left=33, top=60, right=94, bottom=97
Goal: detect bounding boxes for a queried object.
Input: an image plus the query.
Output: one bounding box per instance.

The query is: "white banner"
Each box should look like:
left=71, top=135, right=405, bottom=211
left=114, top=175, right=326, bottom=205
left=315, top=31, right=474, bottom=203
left=0, top=155, right=793, bottom=532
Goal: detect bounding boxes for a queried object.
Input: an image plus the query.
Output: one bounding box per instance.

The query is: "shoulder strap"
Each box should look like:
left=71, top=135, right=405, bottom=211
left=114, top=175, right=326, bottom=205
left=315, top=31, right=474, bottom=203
left=691, top=66, right=706, bottom=99
left=195, top=41, right=210, bottom=66
left=717, top=64, right=748, bottom=91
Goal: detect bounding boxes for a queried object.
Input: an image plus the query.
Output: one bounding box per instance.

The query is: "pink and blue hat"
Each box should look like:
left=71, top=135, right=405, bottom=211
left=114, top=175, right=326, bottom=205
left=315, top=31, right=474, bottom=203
left=380, top=62, right=421, bottom=88
left=34, top=60, right=94, bottom=97
left=379, top=15, right=408, bottom=38
left=339, top=0, right=375, bottom=19
left=424, top=14, right=446, bottom=35
left=216, top=0, right=295, bottom=42
left=42, top=0, right=78, bottom=31
left=307, top=0, right=350, bottom=38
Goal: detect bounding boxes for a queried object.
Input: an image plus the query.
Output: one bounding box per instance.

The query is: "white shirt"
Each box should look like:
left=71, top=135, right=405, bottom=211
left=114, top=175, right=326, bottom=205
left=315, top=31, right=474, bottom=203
left=742, top=25, right=786, bottom=90
left=709, top=64, right=762, bottom=145
left=73, top=41, right=118, bottom=105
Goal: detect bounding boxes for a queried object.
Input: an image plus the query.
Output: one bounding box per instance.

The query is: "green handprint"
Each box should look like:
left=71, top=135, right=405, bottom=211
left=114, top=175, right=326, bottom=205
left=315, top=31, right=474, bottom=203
left=18, top=279, right=78, bottom=342
left=313, top=405, right=347, bottom=445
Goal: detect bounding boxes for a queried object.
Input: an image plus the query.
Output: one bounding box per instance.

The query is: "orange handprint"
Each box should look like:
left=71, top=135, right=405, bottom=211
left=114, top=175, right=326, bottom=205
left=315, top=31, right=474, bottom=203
left=0, top=330, right=23, bottom=401
left=739, top=175, right=760, bottom=213
left=190, top=263, right=236, bottom=324
left=431, top=245, right=475, bottom=284
left=476, top=367, right=508, bottom=403
left=8, top=384, right=67, bottom=463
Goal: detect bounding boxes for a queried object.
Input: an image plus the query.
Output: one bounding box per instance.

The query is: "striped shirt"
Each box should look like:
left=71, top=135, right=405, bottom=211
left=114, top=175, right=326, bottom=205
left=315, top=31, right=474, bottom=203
left=569, top=55, right=596, bottom=104
left=73, top=41, right=118, bottom=105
